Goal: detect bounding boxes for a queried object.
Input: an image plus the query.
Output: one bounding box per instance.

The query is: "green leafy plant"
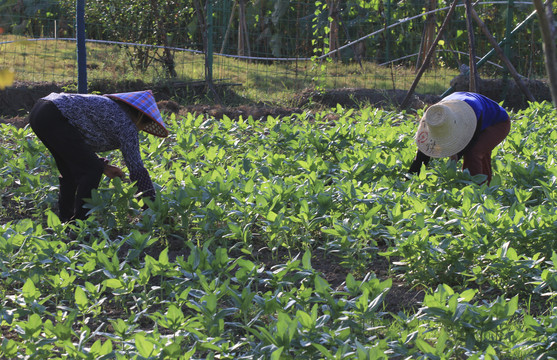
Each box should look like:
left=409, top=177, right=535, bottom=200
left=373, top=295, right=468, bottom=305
left=1, top=102, right=557, bottom=358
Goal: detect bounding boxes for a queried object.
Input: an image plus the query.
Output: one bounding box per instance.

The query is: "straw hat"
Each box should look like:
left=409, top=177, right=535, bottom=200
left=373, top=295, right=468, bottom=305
left=415, top=100, right=477, bottom=158
left=106, top=90, right=169, bottom=138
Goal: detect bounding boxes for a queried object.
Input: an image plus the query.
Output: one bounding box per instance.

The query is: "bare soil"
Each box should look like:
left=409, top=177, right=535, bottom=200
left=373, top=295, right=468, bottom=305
left=1, top=77, right=552, bottom=127
left=0, top=80, right=440, bottom=127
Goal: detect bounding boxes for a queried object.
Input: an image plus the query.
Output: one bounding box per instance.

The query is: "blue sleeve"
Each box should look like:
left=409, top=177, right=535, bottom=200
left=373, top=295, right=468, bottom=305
left=444, top=92, right=509, bottom=131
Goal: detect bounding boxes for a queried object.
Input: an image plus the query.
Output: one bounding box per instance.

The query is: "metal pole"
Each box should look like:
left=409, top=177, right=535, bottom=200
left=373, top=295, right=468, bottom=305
left=76, top=0, right=87, bottom=94
left=385, top=0, right=391, bottom=64
left=207, top=0, right=213, bottom=83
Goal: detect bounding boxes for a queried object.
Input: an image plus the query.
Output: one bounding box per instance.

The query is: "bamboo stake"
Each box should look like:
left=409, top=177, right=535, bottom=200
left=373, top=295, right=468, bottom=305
left=237, top=0, right=251, bottom=58
left=464, top=0, right=479, bottom=92
left=220, top=0, right=238, bottom=54
left=416, top=0, right=438, bottom=70
left=400, top=0, right=458, bottom=110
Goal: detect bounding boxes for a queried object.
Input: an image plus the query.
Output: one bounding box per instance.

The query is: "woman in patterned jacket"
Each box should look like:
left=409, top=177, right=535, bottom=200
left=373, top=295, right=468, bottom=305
left=29, top=90, right=168, bottom=222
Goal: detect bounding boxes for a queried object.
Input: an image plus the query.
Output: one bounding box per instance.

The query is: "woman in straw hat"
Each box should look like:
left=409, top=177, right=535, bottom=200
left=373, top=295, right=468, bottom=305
left=29, top=90, right=168, bottom=221
left=409, top=92, right=510, bottom=184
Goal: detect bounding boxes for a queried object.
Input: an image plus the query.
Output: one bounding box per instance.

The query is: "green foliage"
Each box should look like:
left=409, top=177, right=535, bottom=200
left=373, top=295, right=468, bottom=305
left=0, top=0, right=546, bottom=95
left=1, top=102, right=557, bottom=358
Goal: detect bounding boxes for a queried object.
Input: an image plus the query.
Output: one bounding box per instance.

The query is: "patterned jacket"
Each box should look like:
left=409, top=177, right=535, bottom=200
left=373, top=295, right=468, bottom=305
left=43, top=92, right=155, bottom=199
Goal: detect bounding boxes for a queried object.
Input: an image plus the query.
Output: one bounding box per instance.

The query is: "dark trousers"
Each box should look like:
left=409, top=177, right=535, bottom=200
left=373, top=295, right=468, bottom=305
left=462, top=119, right=511, bottom=184
left=29, top=100, right=104, bottom=221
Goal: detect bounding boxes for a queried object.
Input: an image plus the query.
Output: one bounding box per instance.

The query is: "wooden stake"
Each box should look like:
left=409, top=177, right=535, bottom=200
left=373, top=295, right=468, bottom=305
left=400, top=0, right=458, bottom=110
left=220, top=0, right=238, bottom=54
left=464, top=0, right=479, bottom=92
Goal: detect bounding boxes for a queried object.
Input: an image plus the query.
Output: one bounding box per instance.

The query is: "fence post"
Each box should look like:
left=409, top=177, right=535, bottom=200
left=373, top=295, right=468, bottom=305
left=76, top=0, right=87, bottom=94
left=385, top=0, right=391, bottom=64
left=207, top=0, right=214, bottom=83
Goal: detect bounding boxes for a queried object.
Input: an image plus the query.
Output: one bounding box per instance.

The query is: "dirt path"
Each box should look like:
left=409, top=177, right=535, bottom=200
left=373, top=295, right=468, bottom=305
left=1, top=81, right=439, bottom=127
left=2, top=78, right=551, bottom=127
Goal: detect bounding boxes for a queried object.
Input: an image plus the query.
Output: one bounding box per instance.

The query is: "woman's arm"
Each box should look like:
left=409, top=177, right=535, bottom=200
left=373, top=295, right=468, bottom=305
left=409, top=150, right=430, bottom=174
left=103, top=163, right=125, bottom=179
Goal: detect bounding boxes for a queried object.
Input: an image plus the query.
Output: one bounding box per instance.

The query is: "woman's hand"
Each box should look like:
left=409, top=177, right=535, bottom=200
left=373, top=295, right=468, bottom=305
left=104, top=164, right=125, bottom=179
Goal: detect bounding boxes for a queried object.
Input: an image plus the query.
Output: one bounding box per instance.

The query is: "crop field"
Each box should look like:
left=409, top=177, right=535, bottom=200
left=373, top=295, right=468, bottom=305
left=1, top=101, right=557, bottom=359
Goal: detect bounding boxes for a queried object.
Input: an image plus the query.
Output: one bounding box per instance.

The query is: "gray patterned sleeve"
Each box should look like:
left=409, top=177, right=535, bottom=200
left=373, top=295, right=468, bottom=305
left=117, top=126, right=156, bottom=200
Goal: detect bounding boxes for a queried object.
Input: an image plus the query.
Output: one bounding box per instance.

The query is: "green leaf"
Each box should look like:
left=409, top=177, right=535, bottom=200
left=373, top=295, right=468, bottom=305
left=312, top=343, right=334, bottom=359
left=103, top=279, right=124, bottom=289
left=204, top=294, right=217, bottom=313
left=507, top=295, right=519, bottom=316
left=24, top=313, right=42, bottom=337
left=135, top=333, right=155, bottom=358
left=252, top=326, right=278, bottom=346
left=459, top=289, right=477, bottom=303
left=22, top=278, right=39, bottom=301
left=436, top=329, right=448, bottom=353
left=1, top=339, right=18, bottom=357
left=266, top=210, right=277, bottom=222
left=53, top=253, right=71, bottom=264
left=271, top=346, right=283, bottom=360
left=237, top=258, right=256, bottom=271
left=296, top=310, right=314, bottom=328
left=110, top=318, right=128, bottom=337
left=159, top=247, right=169, bottom=266
left=302, top=249, right=312, bottom=270
left=74, top=286, right=89, bottom=311
left=53, top=322, right=72, bottom=341
left=314, top=275, right=331, bottom=296
left=368, top=290, right=387, bottom=313
left=166, top=304, right=184, bottom=327
left=163, top=341, right=183, bottom=358
left=215, top=247, right=229, bottom=266
left=46, top=210, right=62, bottom=229
left=415, top=338, right=436, bottom=354
left=90, top=339, right=112, bottom=357
left=345, top=273, right=358, bottom=292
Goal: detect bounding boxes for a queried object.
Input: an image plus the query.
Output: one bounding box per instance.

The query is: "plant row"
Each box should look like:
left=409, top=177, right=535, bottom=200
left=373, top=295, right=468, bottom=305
left=1, top=102, right=557, bottom=358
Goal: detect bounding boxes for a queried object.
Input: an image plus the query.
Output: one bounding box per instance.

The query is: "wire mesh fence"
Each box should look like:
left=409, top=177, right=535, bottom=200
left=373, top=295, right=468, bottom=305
left=0, top=0, right=547, bottom=103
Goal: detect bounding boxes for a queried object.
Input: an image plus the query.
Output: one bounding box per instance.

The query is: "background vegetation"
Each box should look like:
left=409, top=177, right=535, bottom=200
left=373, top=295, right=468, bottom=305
left=0, top=0, right=549, bottom=104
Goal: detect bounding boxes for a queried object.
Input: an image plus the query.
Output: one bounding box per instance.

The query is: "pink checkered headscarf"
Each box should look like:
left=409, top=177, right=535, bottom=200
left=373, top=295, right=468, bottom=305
left=106, top=90, right=169, bottom=137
